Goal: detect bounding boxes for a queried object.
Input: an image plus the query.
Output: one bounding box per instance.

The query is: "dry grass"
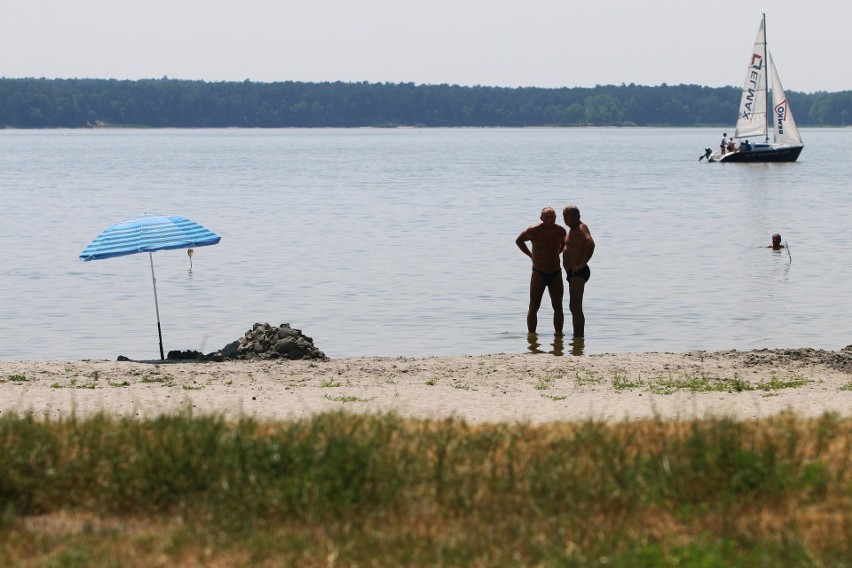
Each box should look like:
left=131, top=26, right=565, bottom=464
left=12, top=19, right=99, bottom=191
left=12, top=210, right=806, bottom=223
left=1, top=410, right=849, bottom=566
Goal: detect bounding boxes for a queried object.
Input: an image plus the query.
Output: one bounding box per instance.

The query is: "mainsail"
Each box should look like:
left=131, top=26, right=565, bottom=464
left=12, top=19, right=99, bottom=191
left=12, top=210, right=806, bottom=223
left=734, top=19, right=768, bottom=139
left=769, top=53, right=803, bottom=146
left=703, top=14, right=803, bottom=162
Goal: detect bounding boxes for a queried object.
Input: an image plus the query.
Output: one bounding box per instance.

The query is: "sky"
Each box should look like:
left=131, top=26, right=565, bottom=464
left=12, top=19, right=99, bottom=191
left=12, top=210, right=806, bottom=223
left=2, top=0, right=850, bottom=93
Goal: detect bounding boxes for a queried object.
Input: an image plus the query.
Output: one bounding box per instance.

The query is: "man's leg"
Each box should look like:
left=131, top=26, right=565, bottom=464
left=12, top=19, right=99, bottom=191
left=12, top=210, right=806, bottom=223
left=546, top=277, right=565, bottom=335
left=568, top=276, right=586, bottom=337
left=527, top=272, right=546, bottom=333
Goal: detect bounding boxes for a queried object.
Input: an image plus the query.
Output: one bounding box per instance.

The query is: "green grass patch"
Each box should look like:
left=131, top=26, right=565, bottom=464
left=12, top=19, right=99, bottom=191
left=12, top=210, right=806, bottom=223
left=534, top=373, right=560, bottom=391
left=0, top=411, right=848, bottom=566
left=320, top=378, right=342, bottom=388
left=139, top=374, right=175, bottom=386
left=757, top=374, right=810, bottom=390
left=648, top=372, right=752, bottom=395
left=573, top=369, right=604, bottom=387
left=613, top=371, right=643, bottom=391
left=323, top=395, right=375, bottom=403
left=604, top=372, right=813, bottom=395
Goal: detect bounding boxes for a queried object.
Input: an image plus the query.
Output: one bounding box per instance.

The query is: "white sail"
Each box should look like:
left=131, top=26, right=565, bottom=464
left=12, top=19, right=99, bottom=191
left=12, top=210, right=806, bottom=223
left=734, top=18, right=767, bottom=139
left=769, top=52, right=802, bottom=146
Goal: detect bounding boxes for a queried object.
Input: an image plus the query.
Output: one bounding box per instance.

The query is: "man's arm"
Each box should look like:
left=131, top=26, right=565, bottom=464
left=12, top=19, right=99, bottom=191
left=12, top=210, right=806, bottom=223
left=580, top=225, right=595, bottom=265
left=566, top=225, right=595, bottom=271
left=516, top=229, right=532, bottom=258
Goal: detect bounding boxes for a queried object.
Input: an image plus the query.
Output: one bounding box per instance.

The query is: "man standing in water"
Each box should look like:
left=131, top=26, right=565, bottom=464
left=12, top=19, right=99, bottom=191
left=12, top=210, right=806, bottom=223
left=516, top=207, right=567, bottom=335
left=562, top=205, right=595, bottom=338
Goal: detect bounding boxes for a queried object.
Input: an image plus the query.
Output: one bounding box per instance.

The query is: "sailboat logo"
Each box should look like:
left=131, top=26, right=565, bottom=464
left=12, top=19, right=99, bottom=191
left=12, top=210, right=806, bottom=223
left=775, top=100, right=788, bottom=133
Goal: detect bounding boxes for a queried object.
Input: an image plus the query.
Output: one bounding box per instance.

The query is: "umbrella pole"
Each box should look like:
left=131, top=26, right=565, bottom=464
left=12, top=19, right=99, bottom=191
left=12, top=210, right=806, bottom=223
left=149, top=252, right=165, bottom=360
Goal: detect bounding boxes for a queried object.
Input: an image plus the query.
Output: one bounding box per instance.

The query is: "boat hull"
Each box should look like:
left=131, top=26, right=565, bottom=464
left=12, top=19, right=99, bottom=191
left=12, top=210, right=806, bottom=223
left=709, top=145, right=803, bottom=163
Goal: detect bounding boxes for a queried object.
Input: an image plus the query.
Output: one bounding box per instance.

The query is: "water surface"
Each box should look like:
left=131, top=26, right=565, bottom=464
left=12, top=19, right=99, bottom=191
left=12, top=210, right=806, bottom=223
left=1, top=127, right=849, bottom=360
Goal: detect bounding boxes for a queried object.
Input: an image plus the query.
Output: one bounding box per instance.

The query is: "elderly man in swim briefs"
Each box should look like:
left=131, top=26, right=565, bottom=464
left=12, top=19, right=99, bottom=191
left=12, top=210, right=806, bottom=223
left=516, top=207, right=567, bottom=335
left=562, top=205, right=595, bottom=338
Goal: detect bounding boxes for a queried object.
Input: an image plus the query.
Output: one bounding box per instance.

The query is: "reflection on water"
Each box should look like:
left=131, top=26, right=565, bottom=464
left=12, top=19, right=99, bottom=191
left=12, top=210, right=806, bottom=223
left=526, top=333, right=543, bottom=354
left=569, top=336, right=585, bottom=356
left=526, top=333, right=568, bottom=356
left=552, top=336, right=564, bottom=357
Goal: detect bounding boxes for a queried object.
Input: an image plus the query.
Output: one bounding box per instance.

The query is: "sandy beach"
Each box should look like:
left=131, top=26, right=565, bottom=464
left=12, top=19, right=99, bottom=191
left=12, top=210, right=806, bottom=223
left=2, top=346, right=850, bottom=423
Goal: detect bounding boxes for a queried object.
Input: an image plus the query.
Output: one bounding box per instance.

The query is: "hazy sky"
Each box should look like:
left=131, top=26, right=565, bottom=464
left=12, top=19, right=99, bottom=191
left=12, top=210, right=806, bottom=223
left=3, top=0, right=850, bottom=93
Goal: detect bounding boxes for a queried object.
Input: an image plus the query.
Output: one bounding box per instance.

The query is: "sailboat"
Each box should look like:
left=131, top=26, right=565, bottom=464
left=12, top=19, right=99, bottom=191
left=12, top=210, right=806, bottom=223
left=705, top=14, right=803, bottom=162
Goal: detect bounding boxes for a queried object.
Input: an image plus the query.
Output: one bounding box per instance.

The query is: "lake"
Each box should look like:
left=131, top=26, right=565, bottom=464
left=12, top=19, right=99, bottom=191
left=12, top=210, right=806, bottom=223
left=1, top=127, right=850, bottom=360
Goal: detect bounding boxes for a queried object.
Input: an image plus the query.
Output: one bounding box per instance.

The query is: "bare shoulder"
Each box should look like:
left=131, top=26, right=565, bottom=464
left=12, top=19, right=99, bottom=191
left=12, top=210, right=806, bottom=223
left=522, top=222, right=539, bottom=235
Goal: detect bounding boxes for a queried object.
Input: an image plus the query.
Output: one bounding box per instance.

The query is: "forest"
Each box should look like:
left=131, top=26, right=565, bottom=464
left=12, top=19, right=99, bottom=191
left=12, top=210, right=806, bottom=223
left=1, top=77, right=850, bottom=128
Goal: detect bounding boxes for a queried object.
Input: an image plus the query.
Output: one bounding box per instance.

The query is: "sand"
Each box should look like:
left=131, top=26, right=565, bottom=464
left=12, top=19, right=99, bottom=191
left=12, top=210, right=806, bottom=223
left=2, top=347, right=851, bottom=423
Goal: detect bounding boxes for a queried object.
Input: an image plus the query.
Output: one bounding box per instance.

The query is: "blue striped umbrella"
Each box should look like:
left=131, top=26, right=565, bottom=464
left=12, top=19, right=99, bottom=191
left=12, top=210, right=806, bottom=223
left=80, top=214, right=221, bottom=360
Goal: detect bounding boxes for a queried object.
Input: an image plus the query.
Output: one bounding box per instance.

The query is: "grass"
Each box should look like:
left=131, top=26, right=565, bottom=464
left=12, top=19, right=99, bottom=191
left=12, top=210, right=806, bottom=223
left=534, top=373, right=561, bottom=390
left=574, top=369, right=605, bottom=387
left=0, top=410, right=849, bottom=566
left=323, top=395, right=376, bottom=403
left=139, top=374, right=175, bottom=386
left=613, top=371, right=643, bottom=391
left=592, top=371, right=812, bottom=395
left=2, top=375, right=28, bottom=383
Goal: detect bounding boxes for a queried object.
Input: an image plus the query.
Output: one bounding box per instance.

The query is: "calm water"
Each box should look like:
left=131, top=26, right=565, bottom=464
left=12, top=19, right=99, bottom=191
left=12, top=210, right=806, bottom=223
left=1, top=127, right=850, bottom=361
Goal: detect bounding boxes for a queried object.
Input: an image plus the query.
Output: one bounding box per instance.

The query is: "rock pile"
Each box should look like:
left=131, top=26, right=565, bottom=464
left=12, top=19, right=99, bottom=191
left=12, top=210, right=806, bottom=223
left=162, top=323, right=327, bottom=362
left=219, top=322, right=327, bottom=361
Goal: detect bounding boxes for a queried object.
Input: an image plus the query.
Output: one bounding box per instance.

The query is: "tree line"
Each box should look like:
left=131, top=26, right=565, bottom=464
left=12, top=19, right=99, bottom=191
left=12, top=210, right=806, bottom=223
left=1, top=77, right=850, bottom=128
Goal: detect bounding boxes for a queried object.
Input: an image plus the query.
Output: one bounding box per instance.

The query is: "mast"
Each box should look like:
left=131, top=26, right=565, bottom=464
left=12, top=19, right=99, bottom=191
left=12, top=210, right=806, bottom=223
left=762, top=13, right=770, bottom=143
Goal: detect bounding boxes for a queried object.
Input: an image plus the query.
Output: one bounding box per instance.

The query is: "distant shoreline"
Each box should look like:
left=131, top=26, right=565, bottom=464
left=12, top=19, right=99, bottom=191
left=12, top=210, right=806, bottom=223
left=3, top=78, right=850, bottom=129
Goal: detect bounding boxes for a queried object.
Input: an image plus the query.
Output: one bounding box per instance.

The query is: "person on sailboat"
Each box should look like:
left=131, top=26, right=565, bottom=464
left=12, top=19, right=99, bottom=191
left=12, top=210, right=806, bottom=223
left=720, top=133, right=728, bottom=155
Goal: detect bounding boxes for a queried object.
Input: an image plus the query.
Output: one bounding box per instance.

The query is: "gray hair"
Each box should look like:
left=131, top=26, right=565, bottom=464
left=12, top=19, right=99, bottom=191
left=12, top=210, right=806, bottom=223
left=563, top=205, right=580, bottom=220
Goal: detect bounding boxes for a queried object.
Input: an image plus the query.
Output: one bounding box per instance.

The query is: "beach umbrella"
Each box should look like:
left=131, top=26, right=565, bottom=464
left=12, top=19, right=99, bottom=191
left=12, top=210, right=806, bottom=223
left=80, top=214, right=221, bottom=360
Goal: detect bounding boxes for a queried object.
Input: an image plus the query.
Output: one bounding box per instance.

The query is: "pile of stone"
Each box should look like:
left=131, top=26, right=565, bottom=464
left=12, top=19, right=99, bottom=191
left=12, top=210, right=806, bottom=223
left=162, top=322, right=327, bottom=362
left=218, top=322, right=327, bottom=361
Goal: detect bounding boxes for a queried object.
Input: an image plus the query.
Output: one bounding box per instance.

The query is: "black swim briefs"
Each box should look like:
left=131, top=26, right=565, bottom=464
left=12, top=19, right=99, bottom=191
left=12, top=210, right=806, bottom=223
left=533, top=268, right=560, bottom=285
left=565, top=265, right=591, bottom=282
